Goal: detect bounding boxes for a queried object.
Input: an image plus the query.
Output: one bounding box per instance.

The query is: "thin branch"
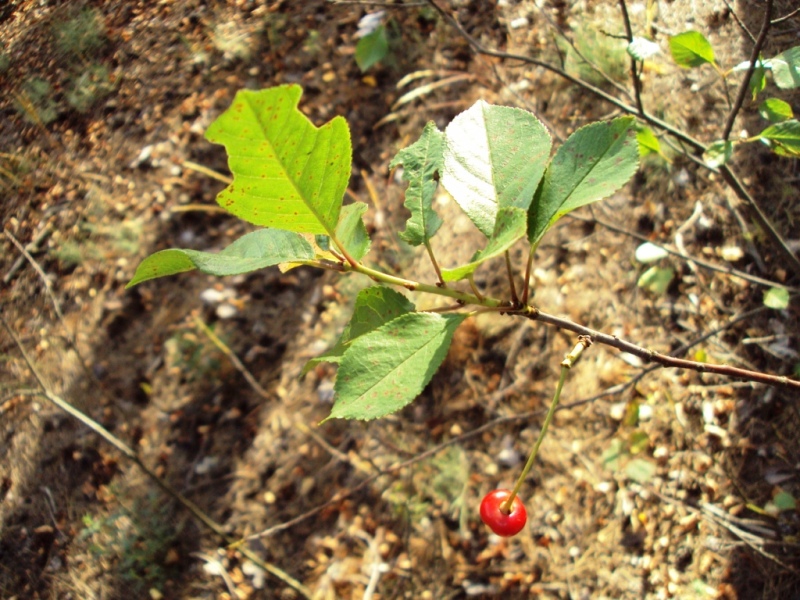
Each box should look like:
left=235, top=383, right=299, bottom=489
left=193, top=314, right=270, bottom=399
left=534, top=3, right=633, bottom=101
left=567, top=213, right=798, bottom=292
left=520, top=247, right=535, bottom=306
left=424, top=0, right=800, bottom=276
left=722, top=0, right=773, bottom=142
left=721, top=0, right=757, bottom=43
left=3, top=225, right=52, bottom=284
left=618, top=0, right=644, bottom=115
left=5, top=231, right=65, bottom=323
left=772, top=6, right=800, bottom=24
left=424, top=239, right=447, bottom=287
left=0, top=312, right=313, bottom=599
left=505, top=250, right=520, bottom=306
left=520, top=305, right=799, bottom=390
left=4, top=230, right=104, bottom=389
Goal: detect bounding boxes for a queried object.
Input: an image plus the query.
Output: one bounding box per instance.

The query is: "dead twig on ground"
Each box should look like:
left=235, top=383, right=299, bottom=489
left=0, top=312, right=313, bottom=600
left=193, top=314, right=270, bottom=400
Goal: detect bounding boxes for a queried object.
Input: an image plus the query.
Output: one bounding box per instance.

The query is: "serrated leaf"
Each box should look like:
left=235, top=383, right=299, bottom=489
left=635, top=126, right=661, bottom=156
left=389, top=121, right=444, bottom=246
left=304, top=286, right=415, bottom=372
left=771, top=46, right=800, bottom=90
left=763, top=287, right=789, bottom=309
left=759, top=98, right=794, bottom=123
left=637, top=265, right=674, bottom=295
left=336, top=202, right=371, bottom=261
left=669, top=31, right=715, bottom=68
left=441, top=207, right=527, bottom=281
left=126, top=229, right=314, bottom=287
left=442, top=100, right=552, bottom=237
left=326, top=312, right=467, bottom=421
left=703, top=140, right=733, bottom=168
left=625, top=458, right=656, bottom=484
left=355, top=25, right=388, bottom=72
left=627, top=37, right=660, bottom=61
left=205, top=85, right=351, bottom=234
left=760, top=119, right=800, bottom=157
left=528, top=117, right=639, bottom=246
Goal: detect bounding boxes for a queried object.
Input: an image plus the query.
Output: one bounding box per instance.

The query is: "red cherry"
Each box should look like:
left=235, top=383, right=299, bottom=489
left=480, top=489, right=527, bottom=537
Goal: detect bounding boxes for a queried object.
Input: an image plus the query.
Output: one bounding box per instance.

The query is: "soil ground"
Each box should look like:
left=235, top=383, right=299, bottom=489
left=1, top=1, right=800, bottom=599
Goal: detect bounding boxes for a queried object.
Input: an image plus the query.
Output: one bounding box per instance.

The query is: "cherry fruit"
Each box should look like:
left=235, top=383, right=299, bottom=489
left=480, top=489, right=527, bottom=537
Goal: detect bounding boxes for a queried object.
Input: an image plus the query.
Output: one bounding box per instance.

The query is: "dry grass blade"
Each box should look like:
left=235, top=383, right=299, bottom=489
left=390, top=73, right=474, bottom=110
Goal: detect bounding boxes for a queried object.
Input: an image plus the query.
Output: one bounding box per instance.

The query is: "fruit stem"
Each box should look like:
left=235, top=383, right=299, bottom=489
left=502, top=336, right=592, bottom=513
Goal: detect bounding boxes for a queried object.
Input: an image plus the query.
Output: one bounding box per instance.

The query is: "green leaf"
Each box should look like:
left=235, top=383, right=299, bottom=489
left=205, top=85, right=351, bottom=235
left=749, top=58, right=766, bottom=100
left=326, top=312, right=467, bottom=421
left=759, top=98, right=794, bottom=123
left=773, top=490, right=797, bottom=511
left=602, top=438, right=626, bottom=470
left=635, top=126, right=661, bottom=157
left=355, top=25, right=389, bottom=72
left=126, top=229, right=314, bottom=288
left=528, top=117, right=639, bottom=246
left=669, top=31, right=715, bottom=68
left=770, top=46, right=800, bottom=90
left=305, top=286, right=415, bottom=371
left=637, top=266, right=674, bottom=295
left=441, top=207, right=527, bottom=281
left=389, top=121, right=444, bottom=246
left=625, top=458, right=656, bottom=484
left=763, top=287, right=789, bottom=309
left=628, top=430, right=650, bottom=455
left=442, top=100, right=552, bottom=237
left=336, top=202, right=371, bottom=261
left=760, top=119, right=800, bottom=157
left=703, top=140, right=733, bottom=168
left=315, top=234, right=331, bottom=251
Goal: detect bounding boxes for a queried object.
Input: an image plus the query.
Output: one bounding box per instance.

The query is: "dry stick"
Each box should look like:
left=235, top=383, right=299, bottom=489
left=0, top=314, right=313, bottom=599
left=721, top=0, right=757, bottom=43
left=5, top=231, right=65, bottom=322
left=721, top=0, right=773, bottom=142
left=4, top=230, right=103, bottom=388
left=3, top=225, right=53, bottom=284
left=193, top=314, right=270, bottom=400
left=423, top=0, right=800, bottom=277
left=772, top=6, right=800, bottom=24
left=566, top=213, right=798, bottom=292
left=618, top=0, right=644, bottom=116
